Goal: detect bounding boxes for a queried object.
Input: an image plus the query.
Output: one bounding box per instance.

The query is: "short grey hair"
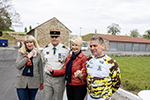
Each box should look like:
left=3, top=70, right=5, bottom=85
left=90, top=35, right=104, bottom=45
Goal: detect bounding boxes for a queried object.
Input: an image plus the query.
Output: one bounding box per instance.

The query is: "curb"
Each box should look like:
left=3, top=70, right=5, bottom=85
left=117, top=88, right=141, bottom=100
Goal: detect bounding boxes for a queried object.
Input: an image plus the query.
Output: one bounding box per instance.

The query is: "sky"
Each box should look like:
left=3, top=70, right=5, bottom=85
left=12, top=0, right=150, bottom=36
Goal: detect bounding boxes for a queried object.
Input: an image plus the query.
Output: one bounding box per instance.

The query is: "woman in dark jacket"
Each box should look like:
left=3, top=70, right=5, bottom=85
left=15, top=35, right=43, bottom=100
left=46, top=36, right=87, bottom=100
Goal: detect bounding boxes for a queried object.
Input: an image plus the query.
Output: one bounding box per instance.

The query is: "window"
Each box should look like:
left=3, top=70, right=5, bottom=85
left=133, top=44, right=139, bottom=52
left=126, top=43, right=132, bottom=51
left=118, top=43, right=125, bottom=51
left=140, top=44, right=146, bottom=52
left=147, top=45, right=150, bottom=52
left=110, top=42, right=117, bottom=51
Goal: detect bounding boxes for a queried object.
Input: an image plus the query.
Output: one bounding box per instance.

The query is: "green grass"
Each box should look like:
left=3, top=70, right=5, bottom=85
left=81, top=33, right=95, bottom=41
left=112, top=57, right=150, bottom=91
left=0, top=33, right=17, bottom=44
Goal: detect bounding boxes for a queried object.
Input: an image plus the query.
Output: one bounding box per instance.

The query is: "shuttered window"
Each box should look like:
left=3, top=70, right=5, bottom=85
left=147, top=45, right=150, bottom=52
left=140, top=44, right=146, bottom=52
left=118, top=43, right=125, bottom=51
left=126, top=43, right=132, bottom=51
left=133, top=44, right=139, bottom=52
left=110, top=42, right=117, bottom=51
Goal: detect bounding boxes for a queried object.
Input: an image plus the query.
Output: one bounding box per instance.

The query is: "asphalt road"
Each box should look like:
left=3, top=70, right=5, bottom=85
left=0, top=48, right=131, bottom=100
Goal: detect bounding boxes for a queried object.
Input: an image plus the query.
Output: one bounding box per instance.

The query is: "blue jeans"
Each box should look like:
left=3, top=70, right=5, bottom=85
left=16, top=87, right=38, bottom=100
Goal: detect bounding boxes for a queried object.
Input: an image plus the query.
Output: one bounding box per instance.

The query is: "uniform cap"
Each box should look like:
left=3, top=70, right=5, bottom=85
left=50, top=29, right=61, bottom=36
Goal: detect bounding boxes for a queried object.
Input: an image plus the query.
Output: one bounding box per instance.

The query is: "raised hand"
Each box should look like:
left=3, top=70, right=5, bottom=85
left=27, top=50, right=35, bottom=58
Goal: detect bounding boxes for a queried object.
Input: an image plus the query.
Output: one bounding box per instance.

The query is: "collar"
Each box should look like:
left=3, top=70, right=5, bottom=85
left=95, top=53, right=105, bottom=59
left=50, top=43, right=61, bottom=50
left=69, top=51, right=84, bottom=59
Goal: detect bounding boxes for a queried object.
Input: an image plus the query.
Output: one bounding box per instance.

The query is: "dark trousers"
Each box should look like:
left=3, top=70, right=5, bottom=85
left=66, top=83, right=87, bottom=100
left=16, top=87, right=38, bottom=100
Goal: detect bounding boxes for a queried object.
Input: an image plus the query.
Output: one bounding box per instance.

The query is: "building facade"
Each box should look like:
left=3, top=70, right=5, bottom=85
left=96, top=34, right=150, bottom=52
left=27, top=17, right=72, bottom=48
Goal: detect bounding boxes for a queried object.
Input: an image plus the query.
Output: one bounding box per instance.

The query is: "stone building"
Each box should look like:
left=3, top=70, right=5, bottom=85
left=95, top=34, right=150, bottom=52
left=27, top=17, right=72, bottom=48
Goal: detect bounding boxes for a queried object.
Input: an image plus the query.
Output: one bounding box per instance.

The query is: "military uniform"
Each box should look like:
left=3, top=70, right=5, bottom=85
left=41, top=29, right=70, bottom=100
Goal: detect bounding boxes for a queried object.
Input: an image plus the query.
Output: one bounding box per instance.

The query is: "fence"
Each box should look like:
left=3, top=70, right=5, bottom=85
left=0, top=49, right=18, bottom=61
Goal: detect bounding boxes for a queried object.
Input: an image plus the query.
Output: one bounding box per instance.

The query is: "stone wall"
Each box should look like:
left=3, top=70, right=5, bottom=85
left=104, top=39, right=110, bottom=51
left=28, top=17, right=71, bottom=48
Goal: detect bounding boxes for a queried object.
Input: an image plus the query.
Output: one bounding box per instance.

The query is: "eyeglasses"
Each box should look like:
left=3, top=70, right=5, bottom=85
left=51, top=36, right=59, bottom=38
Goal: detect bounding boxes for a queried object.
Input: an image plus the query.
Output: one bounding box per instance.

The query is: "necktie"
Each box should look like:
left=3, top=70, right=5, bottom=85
left=53, top=47, right=56, bottom=55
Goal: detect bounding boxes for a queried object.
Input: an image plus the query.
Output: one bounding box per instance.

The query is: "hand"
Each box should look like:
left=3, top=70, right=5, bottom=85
left=75, top=68, right=84, bottom=78
left=27, top=50, right=35, bottom=58
left=46, top=66, right=53, bottom=72
left=40, top=83, right=43, bottom=90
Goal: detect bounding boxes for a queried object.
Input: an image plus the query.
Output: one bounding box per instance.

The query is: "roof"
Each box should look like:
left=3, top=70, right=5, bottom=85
left=95, top=34, right=150, bottom=43
left=27, top=17, right=72, bottom=34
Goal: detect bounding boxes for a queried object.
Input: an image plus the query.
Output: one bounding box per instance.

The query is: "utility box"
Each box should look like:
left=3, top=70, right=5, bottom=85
left=0, top=39, right=8, bottom=47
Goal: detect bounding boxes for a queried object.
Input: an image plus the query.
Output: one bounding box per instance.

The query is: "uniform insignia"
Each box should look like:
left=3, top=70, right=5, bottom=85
left=58, top=53, right=66, bottom=63
left=45, top=45, right=48, bottom=48
left=62, top=45, right=66, bottom=48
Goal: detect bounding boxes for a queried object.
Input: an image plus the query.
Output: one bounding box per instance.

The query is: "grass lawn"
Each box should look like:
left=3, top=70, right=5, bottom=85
left=0, top=33, right=16, bottom=44
left=112, top=57, right=150, bottom=92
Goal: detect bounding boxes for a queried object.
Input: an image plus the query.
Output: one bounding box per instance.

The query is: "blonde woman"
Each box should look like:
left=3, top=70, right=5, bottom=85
left=15, top=35, right=43, bottom=100
left=47, top=36, right=87, bottom=100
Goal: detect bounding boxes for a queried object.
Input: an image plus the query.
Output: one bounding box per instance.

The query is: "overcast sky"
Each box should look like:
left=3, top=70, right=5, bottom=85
left=12, top=0, right=150, bottom=36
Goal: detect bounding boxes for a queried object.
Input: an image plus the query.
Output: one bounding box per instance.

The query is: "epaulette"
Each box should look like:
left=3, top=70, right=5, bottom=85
left=62, top=45, right=67, bottom=49
left=45, top=45, right=48, bottom=48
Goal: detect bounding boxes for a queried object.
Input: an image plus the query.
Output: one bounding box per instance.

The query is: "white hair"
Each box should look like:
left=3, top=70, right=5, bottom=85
left=71, top=36, right=83, bottom=46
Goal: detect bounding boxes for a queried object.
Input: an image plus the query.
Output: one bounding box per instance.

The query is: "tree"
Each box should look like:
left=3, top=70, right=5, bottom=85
left=29, top=25, right=32, bottom=31
left=0, top=0, right=22, bottom=31
left=24, top=27, right=27, bottom=32
left=143, top=34, right=149, bottom=39
left=144, top=29, right=150, bottom=39
left=130, top=29, right=141, bottom=37
left=107, top=23, right=121, bottom=35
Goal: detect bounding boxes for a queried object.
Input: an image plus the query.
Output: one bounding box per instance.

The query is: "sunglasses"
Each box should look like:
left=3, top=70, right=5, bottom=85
left=51, top=36, right=59, bottom=38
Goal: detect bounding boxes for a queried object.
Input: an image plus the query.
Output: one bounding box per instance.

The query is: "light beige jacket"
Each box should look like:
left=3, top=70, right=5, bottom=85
left=15, top=51, right=43, bottom=89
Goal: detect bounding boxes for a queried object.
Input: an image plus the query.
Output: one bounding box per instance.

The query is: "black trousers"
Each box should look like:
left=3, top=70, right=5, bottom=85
left=66, top=83, right=87, bottom=100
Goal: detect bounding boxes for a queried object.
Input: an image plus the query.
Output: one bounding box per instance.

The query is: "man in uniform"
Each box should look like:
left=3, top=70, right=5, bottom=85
left=86, top=36, right=121, bottom=100
left=41, top=29, right=70, bottom=100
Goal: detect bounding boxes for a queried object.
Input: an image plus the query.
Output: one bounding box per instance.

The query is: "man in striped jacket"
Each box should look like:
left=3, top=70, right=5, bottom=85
left=86, top=35, right=121, bottom=100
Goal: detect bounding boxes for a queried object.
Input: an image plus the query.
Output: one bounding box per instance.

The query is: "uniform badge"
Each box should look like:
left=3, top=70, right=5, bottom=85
left=58, top=53, right=66, bottom=63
